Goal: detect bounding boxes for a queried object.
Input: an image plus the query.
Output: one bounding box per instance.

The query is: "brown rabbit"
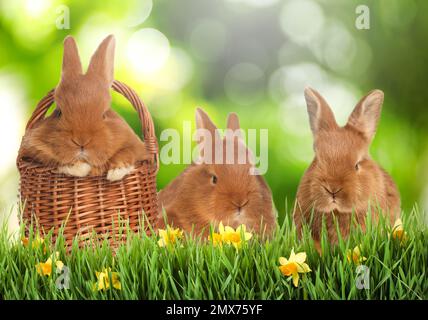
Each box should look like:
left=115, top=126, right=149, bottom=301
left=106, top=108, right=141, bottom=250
left=158, top=108, right=277, bottom=236
left=294, top=87, right=400, bottom=249
left=19, top=35, right=150, bottom=181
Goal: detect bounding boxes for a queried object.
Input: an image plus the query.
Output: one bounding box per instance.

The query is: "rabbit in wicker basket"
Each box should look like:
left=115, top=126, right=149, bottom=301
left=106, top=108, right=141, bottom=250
left=19, top=35, right=150, bottom=181
left=158, top=108, right=277, bottom=236
left=294, top=87, right=401, bottom=250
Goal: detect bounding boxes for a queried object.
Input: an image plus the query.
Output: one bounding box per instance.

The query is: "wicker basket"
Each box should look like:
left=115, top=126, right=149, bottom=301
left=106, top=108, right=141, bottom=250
left=17, top=80, right=159, bottom=246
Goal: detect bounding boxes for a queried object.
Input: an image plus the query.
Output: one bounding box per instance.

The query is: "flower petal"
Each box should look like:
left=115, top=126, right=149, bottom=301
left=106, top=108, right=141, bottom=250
left=157, top=239, right=166, bottom=247
left=56, top=260, right=64, bottom=271
left=294, top=252, right=307, bottom=264
left=346, top=249, right=352, bottom=262
left=289, top=249, right=296, bottom=261
left=297, top=262, right=311, bottom=273
left=36, top=262, right=52, bottom=276
left=219, top=222, right=225, bottom=234
left=278, top=265, right=289, bottom=276
left=393, top=218, right=403, bottom=229
left=113, top=280, right=122, bottom=290
left=21, top=237, right=29, bottom=247
left=279, top=257, right=288, bottom=265
left=225, top=226, right=235, bottom=233
left=292, top=272, right=300, bottom=287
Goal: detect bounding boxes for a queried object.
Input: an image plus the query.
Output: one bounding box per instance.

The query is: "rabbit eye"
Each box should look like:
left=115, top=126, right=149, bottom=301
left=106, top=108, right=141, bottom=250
left=211, top=175, right=218, bottom=185
left=355, top=162, right=360, bottom=171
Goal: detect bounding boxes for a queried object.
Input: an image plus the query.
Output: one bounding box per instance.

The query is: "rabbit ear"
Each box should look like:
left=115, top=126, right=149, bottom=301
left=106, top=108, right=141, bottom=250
left=225, top=112, right=252, bottom=164
left=226, top=112, right=242, bottom=140
left=347, top=90, right=384, bottom=141
left=86, top=35, right=115, bottom=86
left=61, top=36, right=83, bottom=81
left=304, top=87, right=338, bottom=136
left=195, top=108, right=221, bottom=162
left=227, top=112, right=240, bottom=131
left=195, top=107, right=221, bottom=139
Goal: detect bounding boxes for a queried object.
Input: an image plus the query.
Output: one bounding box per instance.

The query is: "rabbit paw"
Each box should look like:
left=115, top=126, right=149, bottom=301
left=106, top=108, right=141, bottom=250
left=58, top=162, right=91, bottom=177
left=107, top=166, right=135, bottom=182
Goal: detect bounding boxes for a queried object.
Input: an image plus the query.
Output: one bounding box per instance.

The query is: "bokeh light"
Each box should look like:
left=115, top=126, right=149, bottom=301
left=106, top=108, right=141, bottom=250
left=127, top=28, right=171, bottom=75
left=321, top=22, right=357, bottom=73
left=0, top=0, right=56, bottom=49
left=280, top=0, right=325, bottom=45
left=77, top=14, right=130, bottom=69
left=123, top=0, right=152, bottom=27
left=24, top=0, right=51, bottom=18
left=138, top=47, right=194, bottom=92
left=269, top=63, right=325, bottom=103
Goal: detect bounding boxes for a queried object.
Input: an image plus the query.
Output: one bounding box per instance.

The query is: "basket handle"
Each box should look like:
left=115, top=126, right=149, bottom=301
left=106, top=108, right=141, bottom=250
left=24, top=80, right=159, bottom=172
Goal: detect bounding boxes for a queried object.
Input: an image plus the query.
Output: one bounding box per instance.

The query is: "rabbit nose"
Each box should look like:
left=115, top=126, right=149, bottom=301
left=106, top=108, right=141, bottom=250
left=71, top=138, right=90, bottom=150
left=232, top=199, right=249, bottom=210
left=323, top=186, right=342, bottom=198
left=71, top=138, right=82, bottom=148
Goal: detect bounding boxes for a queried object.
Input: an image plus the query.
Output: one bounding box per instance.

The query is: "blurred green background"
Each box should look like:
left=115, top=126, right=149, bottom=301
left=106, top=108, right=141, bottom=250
left=0, top=0, right=427, bottom=223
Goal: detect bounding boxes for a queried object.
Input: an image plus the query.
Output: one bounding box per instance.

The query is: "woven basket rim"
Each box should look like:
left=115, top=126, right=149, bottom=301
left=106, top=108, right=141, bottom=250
left=17, top=158, right=155, bottom=176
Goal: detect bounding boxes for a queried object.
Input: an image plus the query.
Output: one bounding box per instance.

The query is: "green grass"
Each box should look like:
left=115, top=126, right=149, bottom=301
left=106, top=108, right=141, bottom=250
left=0, top=207, right=426, bottom=300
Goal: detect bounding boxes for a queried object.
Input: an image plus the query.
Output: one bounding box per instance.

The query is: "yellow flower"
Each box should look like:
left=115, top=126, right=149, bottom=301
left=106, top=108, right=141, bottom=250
left=22, top=235, right=44, bottom=250
left=93, top=268, right=121, bottom=291
left=209, top=232, right=223, bottom=247
left=35, top=252, right=63, bottom=276
left=278, top=249, right=311, bottom=287
left=218, top=222, right=252, bottom=249
left=392, top=218, right=408, bottom=243
left=21, top=237, right=29, bottom=247
left=346, top=246, right=367, bottom=265
left=157, top=226, right=183, bottom=247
